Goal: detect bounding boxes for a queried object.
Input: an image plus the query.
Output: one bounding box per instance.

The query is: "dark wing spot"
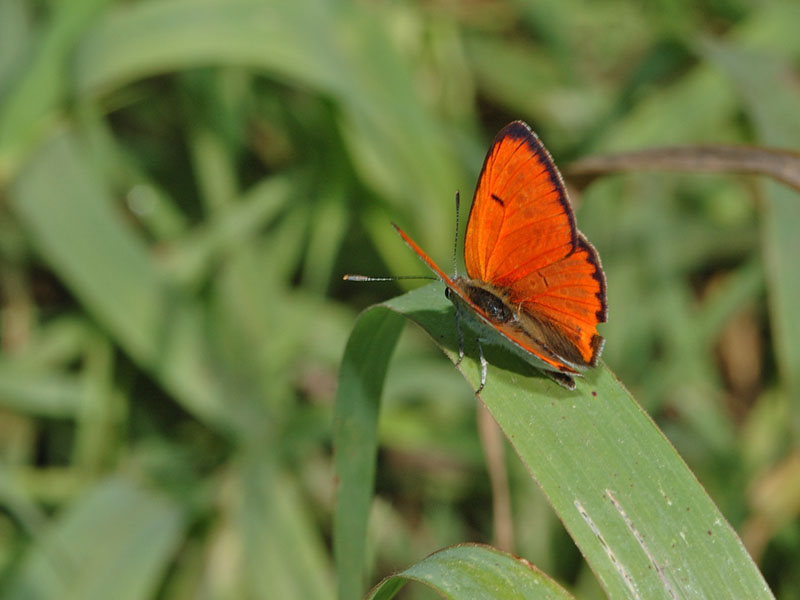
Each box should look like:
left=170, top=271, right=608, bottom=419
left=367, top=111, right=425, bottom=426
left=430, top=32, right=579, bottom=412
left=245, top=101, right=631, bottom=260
left=491, top=193, right=505, bottom=207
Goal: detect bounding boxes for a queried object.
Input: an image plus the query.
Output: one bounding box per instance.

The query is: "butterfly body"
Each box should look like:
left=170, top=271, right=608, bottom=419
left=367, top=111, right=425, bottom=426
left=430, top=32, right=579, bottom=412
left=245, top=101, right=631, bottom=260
left=445, top=277, right=572, bottom=375
left=449, top=272, right=600, bottom=374
left=393, top=120, right=607, bottom=390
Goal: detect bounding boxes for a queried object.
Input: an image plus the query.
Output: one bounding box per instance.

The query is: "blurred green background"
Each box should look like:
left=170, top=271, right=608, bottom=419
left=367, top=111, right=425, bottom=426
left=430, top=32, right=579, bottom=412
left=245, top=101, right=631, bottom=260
left=1, top=0, right=799, bottom=598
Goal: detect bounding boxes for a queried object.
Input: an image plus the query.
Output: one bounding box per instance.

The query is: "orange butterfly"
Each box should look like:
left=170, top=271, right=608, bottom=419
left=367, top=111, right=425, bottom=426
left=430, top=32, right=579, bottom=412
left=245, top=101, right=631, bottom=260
left=357, top=121, right=607, bottom=391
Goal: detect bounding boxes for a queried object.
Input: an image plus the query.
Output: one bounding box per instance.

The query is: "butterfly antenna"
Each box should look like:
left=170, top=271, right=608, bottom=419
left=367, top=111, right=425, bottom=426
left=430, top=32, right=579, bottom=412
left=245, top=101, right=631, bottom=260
left=452, top=190, right=460, bottom=278
left=343, top=274, right=437, bottom=282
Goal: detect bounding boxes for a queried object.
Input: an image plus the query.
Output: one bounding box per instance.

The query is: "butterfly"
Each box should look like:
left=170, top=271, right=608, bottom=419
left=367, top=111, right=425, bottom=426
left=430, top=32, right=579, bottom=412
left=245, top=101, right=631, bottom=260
left=352, top=121, right=607, bottom=391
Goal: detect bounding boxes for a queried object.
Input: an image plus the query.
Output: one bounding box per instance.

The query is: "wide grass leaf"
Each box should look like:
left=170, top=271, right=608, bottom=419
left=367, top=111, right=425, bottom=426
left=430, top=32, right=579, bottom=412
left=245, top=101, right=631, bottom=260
left=335, top=283, right=772, bottom=599
left=366, top=544, right=574, bottom=600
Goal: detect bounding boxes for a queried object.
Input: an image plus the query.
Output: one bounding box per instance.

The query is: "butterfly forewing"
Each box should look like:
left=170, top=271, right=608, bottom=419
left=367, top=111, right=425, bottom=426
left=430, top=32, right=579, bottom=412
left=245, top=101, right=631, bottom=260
left=463, top=121, right=607, bottom=369
left=465, top=121, right=576, bottom=283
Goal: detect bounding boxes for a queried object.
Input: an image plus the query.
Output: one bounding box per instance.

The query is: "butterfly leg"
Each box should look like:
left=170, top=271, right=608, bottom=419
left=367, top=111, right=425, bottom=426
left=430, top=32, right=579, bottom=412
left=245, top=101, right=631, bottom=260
left=453, top=306, right=465, bottom=367
left=450, top=301, right=487, bottom=392
left=476, top=337, right=488, bottom=394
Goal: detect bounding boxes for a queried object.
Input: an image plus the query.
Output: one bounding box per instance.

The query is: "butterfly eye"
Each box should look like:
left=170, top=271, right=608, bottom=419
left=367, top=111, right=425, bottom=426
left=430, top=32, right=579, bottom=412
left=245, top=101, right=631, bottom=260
left=445, top=287, right=452, bottom=300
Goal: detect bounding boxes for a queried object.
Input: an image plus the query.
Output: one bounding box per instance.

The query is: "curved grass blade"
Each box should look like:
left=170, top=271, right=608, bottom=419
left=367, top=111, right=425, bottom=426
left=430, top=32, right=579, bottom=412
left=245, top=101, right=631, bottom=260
left=333, top=308, right=405, bottom=600
left=335, top=283, right=773, bottom=599
left=366, top=544, right=574, bottom=600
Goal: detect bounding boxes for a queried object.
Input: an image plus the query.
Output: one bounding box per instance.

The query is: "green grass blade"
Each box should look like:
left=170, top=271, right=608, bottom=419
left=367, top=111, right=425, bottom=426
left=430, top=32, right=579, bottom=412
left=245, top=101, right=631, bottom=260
left=0, top=363, right=83, bottom=417
left=336, top=283, right=773, bottom=599
left=333, top=308, right=405, bottom=600
left=0, top=0, right=112, bottom=173
left=73, top=0, right=343, bottom=97
left=239, top=455, right=335, bottom=600
left=366, top=544, right=575, bottom=600
left=72, top=0, right=461, bottom=264
left=0, top=0, right=31, bottom=95
left=8, top=477, right=184, bottom=600
left=9, top=131, right=233, bottom=431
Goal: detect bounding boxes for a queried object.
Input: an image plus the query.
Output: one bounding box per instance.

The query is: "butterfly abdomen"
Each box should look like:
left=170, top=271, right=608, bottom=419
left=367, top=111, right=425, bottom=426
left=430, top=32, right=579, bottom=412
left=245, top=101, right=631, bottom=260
left=448, top=277, right=581, bottom=379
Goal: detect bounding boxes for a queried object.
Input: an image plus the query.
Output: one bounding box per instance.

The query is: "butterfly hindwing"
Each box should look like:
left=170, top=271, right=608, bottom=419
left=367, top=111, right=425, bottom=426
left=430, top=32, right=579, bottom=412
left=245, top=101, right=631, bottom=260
left=512, top=234, right=606, bottom=367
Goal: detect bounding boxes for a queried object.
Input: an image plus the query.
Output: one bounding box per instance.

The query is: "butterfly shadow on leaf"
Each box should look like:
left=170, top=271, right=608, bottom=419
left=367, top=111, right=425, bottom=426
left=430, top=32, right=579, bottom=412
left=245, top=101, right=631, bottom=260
left=388, top=285, right=583, bottom=399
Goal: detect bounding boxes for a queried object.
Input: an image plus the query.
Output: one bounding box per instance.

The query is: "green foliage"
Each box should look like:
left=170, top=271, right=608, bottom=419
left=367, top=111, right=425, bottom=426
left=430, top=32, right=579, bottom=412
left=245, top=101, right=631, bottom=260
left=336, top=286, right=771, bottom=598
left=366, top=544, right=575, bottom=600
left=0, top=0, right=798, bottom=598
